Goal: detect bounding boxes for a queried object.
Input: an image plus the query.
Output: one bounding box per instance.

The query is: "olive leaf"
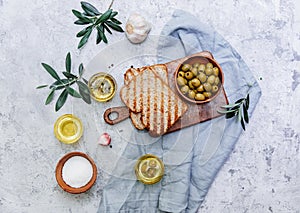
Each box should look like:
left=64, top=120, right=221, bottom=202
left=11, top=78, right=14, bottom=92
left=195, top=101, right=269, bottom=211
left=55, top=89, right=68, bottom=111
left=76, top=25, right=93, bottom=37
left=72, top=10, right=93, bottom=24
left=225, top=111, right=236, bottom=119
left=66, top=86, right=82, bottom=98
left=36, top=85, right=48, bottom=89
left=218, top=93, right=251, bottom=131
left=96, top=25, right=107, bottom=43
left=41, top=63, right=60, bottom=81
left=82, top=78, right=88, bottom=84
left=78, top=27, right=93, bottom=48
left=77, top=81, right=91, bottom=104
left=240, top=117, right=245, bottom=130
left=72, top=10, right=84, bottom=19
left=81, top=1, right=100, bottom=16
left=74, top=20, right=90, bottom=25
left=63, top=72, right=77, bottom=79
left=78, top=63, right=84, bottom=77
left=111, top=17, right=122, bottom=25
left=106, top=20, right=124, bottom=32
left=103, top=23, right=112, bottom=34
left=245, top=93, right=250, bottom=110
left=237, top=107, right=242, bottom=122
left=45, top=89, right=55, bottom=105
left=38, top=53, right=91, bottom=111
left=95, top=9, right=112, bottom=25
left=72, top=2, right=123, bottom=48
left=65, top=52, right=71, bottom=73
left=243, top=103, right=249, bottom=123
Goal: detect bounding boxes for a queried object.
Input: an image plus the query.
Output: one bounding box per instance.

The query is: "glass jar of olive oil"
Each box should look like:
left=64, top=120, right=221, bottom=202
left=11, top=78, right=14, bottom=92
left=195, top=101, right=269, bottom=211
left=135, top=154, right=164, bottom=185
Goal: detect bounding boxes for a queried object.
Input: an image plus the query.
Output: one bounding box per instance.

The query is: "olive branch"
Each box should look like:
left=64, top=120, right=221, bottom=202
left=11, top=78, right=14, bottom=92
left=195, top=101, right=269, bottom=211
left=36, top=52, right=91, bottom=111
left=72, top=1, right=124, bottom=49
left=218, top=93, right=250, bottom=130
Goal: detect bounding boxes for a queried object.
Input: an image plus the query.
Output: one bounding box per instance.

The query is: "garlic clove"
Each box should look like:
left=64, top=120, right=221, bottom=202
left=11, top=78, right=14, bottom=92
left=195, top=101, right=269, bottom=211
left=125, top=13, right=151, bottom=44
left=98, top=133, right=111, bottom=146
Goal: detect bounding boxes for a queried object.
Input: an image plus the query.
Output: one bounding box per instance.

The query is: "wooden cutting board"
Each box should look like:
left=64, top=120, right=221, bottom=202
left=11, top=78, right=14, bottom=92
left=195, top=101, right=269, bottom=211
left=103, top=51, right=229, bottom=134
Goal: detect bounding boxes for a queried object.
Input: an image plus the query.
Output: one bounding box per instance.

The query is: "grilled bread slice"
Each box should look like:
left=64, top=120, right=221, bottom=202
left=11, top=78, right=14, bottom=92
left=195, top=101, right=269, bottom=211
left=124, top=67, right=145, bottom=130
left=124, top=67, right=141, bottom=85
left=124, top=64, right=169, bottom=130
left=124, top=64, right=168, bottom=85
left=129, top=112, right=145, bottom=130
left=120, top=68, right=187, bottom=136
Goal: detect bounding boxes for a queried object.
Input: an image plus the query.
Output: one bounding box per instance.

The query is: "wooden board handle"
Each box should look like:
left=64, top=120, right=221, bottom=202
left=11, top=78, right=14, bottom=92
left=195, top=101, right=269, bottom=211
left=103, top=106, right=130, bottom=125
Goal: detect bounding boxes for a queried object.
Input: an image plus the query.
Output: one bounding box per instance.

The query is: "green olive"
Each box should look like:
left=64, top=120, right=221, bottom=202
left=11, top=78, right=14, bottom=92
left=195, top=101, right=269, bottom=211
left=193, top=63, right=200, bottom=68
left=195, top=93, right=206, bottom=101
left=185, top=71, right=194, bottom=80
left=207, top=75, right=216, bottom=84
left=206, top=62, right=213, bottom=69
left=184, top=78, right=188, bottom=85
left=203, top=92, right=212, bottom=98
left=198, top=64, right=206, bottom=72
left=214, top=77, right=220, bottom=85
left=188, top=80, right=195, bottom=89
left=177, top=77, right=186, bottom=86
left=191, top=67, right=198, bottom=76
left=188, top=90, right=196, bottom=99
left=182, top=64, right=191, bottom=71
left=212, top=85, right=219, bottom=93
left=141, top=162, right=147, bottom=174
left=196, top=85, right=204, bottom=92
left=203, top=83, right=212, bottom=91
left=191, top=78, right=201, bottom=87
left=180, top=85, right=189, bottom=94
left=197, top=72, right=207, bottom=83
left=213, top=67, right=219, bottom=76
left=149, top=160, right=157, bottom=167
left=205, top=68, right=213, bottom=75
left=178, top=71, right=185, bottom=78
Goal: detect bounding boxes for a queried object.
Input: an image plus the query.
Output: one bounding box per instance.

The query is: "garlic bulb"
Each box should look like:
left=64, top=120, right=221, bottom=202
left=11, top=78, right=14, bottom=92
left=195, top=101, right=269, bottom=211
left=125, top=13, right=151, bottom=44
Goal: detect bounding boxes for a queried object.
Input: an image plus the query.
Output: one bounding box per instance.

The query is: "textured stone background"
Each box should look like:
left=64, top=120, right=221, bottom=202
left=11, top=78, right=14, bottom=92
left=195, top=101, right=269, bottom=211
left=0, top=0, right=300, bottom=212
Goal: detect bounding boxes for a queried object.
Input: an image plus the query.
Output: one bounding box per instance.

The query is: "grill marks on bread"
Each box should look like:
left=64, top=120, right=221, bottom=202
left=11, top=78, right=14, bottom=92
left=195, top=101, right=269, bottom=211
left=124, top=65, right=169, bottom=130
left=121, top=68, right=187, bottom=136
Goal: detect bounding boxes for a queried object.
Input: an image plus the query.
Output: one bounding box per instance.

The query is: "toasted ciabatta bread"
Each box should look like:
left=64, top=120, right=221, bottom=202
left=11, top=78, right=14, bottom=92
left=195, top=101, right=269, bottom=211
left=124, top=64, right=169, bottom=130
left=120, top=68, right=187, bottom=136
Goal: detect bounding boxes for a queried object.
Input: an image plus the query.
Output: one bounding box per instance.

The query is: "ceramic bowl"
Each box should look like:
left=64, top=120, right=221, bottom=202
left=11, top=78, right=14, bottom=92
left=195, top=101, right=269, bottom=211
left=55, top=152, right=97, bottom=194
left=174, top=54, right=224, bottom=104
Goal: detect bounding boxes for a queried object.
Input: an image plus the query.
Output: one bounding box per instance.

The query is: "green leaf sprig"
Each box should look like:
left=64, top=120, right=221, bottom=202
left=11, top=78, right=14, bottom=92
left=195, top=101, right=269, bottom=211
left=37, top=52, right=91, bottom=111
left=218, top=93, right=250, bottom=130
left=72, top=1, right=124, bottom=49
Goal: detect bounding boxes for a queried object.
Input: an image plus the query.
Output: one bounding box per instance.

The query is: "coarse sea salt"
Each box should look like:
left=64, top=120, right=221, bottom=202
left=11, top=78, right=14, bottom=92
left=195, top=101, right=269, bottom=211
left=62, top=156, right=93, bottom=188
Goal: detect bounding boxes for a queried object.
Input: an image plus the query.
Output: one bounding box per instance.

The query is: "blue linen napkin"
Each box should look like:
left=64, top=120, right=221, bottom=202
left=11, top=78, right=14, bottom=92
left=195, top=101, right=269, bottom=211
left=98, top=9, right=261, bottom=213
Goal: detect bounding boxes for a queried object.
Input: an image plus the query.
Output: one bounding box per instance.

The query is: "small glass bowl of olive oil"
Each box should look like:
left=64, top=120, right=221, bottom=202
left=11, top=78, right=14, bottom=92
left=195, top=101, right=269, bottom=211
left=54, top=114, right=83, bottom=144
left=135, top=154, right=164, bottom=185
left=88, top=72, right=117, bottom=102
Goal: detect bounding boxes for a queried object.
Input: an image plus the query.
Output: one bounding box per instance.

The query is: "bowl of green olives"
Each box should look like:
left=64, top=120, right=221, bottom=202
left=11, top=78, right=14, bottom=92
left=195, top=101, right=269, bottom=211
left=175, top=55, right=224, bottom=104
